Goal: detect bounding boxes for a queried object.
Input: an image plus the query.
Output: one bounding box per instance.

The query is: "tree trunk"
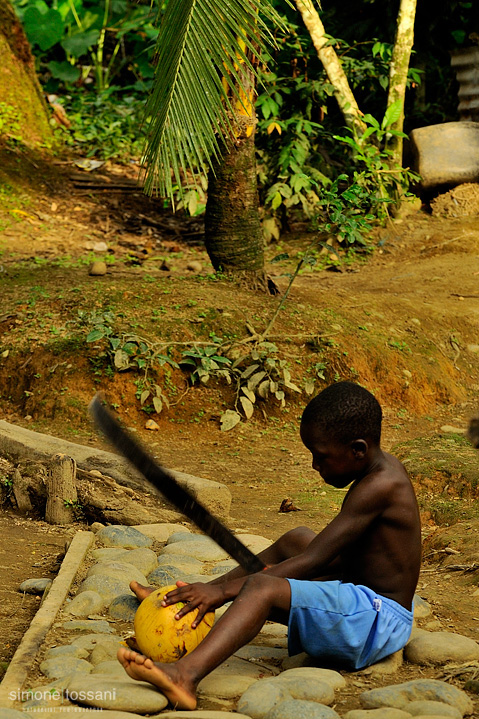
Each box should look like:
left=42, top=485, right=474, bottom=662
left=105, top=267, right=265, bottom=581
left=386, top=0, right=418, bottom=166
left=0, top=0, right=52, bottom=145
left=45, top=454, right=78, bottom=524
left=204, top=42, right=266, bottom=289
left=293, top=0, right=366, bottom=135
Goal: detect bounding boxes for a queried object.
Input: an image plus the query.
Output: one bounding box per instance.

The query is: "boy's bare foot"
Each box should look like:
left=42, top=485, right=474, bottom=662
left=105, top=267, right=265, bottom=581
left=117, top=648, right=197, bottom=710
left=130, top=581, right=155, bottom=601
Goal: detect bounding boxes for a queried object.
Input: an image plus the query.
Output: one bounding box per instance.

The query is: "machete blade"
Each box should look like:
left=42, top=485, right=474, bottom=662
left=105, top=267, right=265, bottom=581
left=89, top=394, right=266, bottom=574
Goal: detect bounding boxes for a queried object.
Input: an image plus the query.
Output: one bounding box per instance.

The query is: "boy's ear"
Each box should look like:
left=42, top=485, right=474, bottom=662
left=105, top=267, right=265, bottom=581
left=350, top=439, right=368, bottom=458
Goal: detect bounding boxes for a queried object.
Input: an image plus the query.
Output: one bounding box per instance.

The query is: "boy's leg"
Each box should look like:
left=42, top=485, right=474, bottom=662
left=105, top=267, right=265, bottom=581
left=119, top=572, right=291, bottom=710
left=131, top=526, right=315, bottom=599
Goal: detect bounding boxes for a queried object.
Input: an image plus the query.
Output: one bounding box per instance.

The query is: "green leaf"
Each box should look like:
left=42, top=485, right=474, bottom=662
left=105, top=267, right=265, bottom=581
left=382, top=100, right=402, bottom=130
left=241, top=386, right=256, bottom=403
left=140, top=390, right=150, bottom=405
left=240, top=396, right=254, bottom=419
left=114, top=349, right=130, bottom=370
left=153, top=396, right=163, bottom=413
left=220, top=409, right=241, bottom=431
left=86, top=329, right=104, bottom=343
left=62, top=29, right=101, bottom=58
left=47, top=61, right=81, bottom=83
left=271, top=191, right=282, bottom=211
left=141, top=0, right=286, bottom=198
left=23, top=7, right=64, bottom=51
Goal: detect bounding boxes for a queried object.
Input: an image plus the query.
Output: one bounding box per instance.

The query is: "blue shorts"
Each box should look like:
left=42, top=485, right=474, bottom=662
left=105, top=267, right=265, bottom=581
left=287, top=579, right=413, bottom=671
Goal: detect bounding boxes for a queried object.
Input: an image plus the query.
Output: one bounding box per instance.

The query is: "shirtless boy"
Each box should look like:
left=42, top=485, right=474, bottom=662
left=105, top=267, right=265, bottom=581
left=118, top=381, right=422, bottom=710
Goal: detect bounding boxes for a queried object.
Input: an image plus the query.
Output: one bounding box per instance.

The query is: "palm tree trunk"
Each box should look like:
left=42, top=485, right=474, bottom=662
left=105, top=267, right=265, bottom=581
left=204, top=47, right=266, bottom=289
left=0, top=0, right=52, bottom=145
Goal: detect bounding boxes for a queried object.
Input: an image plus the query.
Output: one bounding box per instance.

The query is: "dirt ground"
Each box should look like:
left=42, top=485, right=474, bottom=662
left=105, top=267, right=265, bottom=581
left=1, top=146, right=479, bottom=710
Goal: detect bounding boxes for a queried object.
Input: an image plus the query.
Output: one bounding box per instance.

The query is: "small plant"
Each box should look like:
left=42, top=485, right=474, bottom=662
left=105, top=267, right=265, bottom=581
left=64, top=498, right=84, bottom=520
left=181, top=344, right=232, bottom=385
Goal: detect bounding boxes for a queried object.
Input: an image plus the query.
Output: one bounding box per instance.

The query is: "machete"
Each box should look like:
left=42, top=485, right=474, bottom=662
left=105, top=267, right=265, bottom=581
left=89, top=394, right=266, bottom=574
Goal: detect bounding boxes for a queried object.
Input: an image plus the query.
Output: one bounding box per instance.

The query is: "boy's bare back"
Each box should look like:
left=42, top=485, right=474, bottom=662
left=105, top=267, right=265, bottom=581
left=337, top=451, right=421, bottom=609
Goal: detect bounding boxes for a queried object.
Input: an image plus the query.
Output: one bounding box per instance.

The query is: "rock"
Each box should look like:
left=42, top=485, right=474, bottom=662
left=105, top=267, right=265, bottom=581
left=404, top=630, right=479, bottom=665
left=90, top=639, right=125, bottom=665
left=92, top=242, right=108, bottom=252
left=91, top=548, right=128, bottom=562
left=234, top=533, right=273, bottom=554
left=358, top=649, right=403, bottom=676
left=92, top=661, right=131, bottom=677
left=71, top=633, right=122, bottom=654
left=18, top=578, right=52, bottom=594
left=40, top=657, right=93, bottom=679
left=90, top=522, right=105, bottom=532
left=78, top=576, right=133, bottom=604
left=65, top=590, right=106, bottom=616
left=62, top=619, right=114, bottom=634
left=159, top=713, right=252, bottom=719
left=404, top=700, right=462, bottom=717
left=413, top=594, right=432, bottom=619
left=255, top=622, right=288, bottom=648
left=96, top=526, right=153, bottom=549
left=237, top=678, right=292, bottom=719
left=156, top=553, right=203, bottom=573
left=87, top=561, right=148, bottom=586
left=208, top=560, right=238, bottom=576
left=160, top=539, right=228, bottom=562
left=89, top=261, right=108, bottom=276
left=266, top=699, right=340, bottom=719
left=132, top=523, right=190, bottom=542
left=145, top=419, right=159, bottom=431
left=187, top=261, right=203, bottom=272
left=344, top=710, right=412, bottom=719
left=167, top=531, right=197, bottom=544
left=467, top=344, right=479, bottom=354
left=44, top=645, right=89, bottom=660
left=440, top=425, right=466, bottom=435
left=109, top=594, right=140, bottom=621
left=115, top=548, right=158, bottom=576
left=360, top=679, right=473, bottom=715
left=235, top=646, right=288, bottom=663
left=409, top=121, right=479, bottom=189
left=273, top=675, right=334, bottom=705
left=198, top=673, right=257, bottom=699
left=181, top=573, right=208, bottom=584
left=278, top=667, right=346, bottom=691
left=147, top=565, right=187, bottom=586
left=210, top=655, right=275, bottom=679
left=66, top=675, right=168, bottom=713
left=464, top=678, right=479, bottom=694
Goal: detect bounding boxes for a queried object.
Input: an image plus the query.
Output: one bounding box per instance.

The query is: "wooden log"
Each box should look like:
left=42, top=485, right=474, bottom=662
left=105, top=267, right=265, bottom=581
left=45, top=454, right=78, bottom=524
left=12, top=467, right=33, bottom=513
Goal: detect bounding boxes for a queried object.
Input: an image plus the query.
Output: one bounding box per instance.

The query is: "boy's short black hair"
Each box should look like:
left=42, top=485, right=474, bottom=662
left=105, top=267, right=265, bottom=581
left=301, top=381, right=382, bottom=445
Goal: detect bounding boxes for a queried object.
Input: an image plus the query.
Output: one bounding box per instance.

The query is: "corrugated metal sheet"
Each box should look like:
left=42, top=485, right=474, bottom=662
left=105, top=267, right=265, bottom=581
left=451, top=47, right=479, bottom=122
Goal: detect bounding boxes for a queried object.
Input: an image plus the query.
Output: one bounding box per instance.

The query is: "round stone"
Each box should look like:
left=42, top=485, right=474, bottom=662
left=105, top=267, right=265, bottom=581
left=198, top=673, right=257, bottom=699
left=86, top=561, right=148, bottom=586
left=344, top=710, right=412, bottom=719
left=273, top=675, right=335, bottom=705
left=96, top=526, right=153, bottom=549
left=78, top=576, right=132, bottom=604
left=66, top=675, right=168, bottom=713
left=40, top=657, right=93, bottom=680
left=167, top=531, right=196, bottom=544
left=90, top=548, right=127, bottom=562
left=160, top=540, right=228, bottom=562
left=147, top=565, right=187, bottom=586
left=109, top=594, right=140, bottom=621
left=62, top=619, right=113, bottom=634
left=405, top=630, right=479, bottom=665
left=18, top=578, right=52, bottom=594
left=404, top=700, right=462, bottom=718
left=267, top=699, right=340, bottom=719
left=278, top=667, right=346, bottom=691
left=44, top=645, right=89, bottom=660
left=65, top=590, right=106, bottom=616
left=115, top=548, right=158, bottom=576
left=237, top=678, right=292, bottom=719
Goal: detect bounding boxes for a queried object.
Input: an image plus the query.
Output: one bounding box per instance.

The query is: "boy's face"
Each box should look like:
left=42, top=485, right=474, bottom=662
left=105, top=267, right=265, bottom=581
left=300, top=424, right=361, bottom=488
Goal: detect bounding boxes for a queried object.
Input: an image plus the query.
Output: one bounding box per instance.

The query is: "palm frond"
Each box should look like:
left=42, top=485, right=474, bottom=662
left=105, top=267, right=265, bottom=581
left=140, top=0, right=287, bottom=197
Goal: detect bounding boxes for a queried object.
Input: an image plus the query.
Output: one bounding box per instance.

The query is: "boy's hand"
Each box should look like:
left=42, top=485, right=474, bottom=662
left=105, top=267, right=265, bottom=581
left=162, top=581, right=225, bottom=628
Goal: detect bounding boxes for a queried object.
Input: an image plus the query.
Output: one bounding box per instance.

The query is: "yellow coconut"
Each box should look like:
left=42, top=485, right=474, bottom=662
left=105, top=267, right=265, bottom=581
left=133, top=584, right=214, bottom=662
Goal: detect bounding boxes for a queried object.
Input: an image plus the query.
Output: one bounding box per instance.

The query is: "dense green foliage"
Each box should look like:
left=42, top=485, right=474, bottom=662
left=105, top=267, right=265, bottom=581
left=11, top=0, right=479, bottom=245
